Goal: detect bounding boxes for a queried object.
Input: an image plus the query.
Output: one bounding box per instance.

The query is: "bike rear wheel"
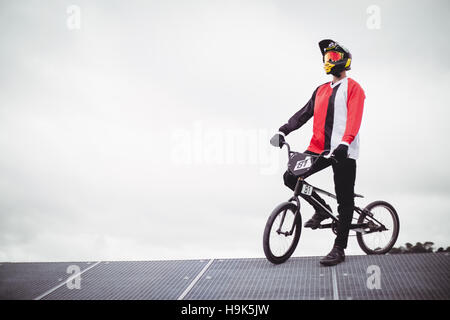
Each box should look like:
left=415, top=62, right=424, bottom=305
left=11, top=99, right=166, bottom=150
left=263, top=202, right=302, bottom=264
left=356, top=200, right=400, bottom=255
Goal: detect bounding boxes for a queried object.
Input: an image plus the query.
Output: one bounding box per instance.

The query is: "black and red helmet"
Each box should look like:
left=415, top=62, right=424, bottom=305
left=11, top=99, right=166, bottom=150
left=319, top=39, right=352, bottom=76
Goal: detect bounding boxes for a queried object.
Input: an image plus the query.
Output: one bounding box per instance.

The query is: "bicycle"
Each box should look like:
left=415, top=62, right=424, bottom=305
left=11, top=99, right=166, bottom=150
left=263, top=141, right=400, bottom=264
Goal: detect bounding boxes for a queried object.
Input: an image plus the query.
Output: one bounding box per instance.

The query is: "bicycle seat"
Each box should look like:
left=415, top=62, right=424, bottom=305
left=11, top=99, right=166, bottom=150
left=354, top=193, right=364, bottom=198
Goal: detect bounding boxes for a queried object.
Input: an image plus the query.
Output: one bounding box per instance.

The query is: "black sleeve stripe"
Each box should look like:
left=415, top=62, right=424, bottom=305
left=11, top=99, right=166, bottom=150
left=324, top=83, right=341, bottom=151
left=279, top=86, right=319, bottom=136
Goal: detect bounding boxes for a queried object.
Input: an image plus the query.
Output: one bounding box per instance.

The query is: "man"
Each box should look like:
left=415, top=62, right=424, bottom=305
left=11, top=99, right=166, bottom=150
left=270, top=39, right=365, bottom=266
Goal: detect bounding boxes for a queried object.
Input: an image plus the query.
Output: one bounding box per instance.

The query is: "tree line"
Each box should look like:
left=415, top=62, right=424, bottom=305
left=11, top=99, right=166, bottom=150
left=389, top=242, right=450, bottom=254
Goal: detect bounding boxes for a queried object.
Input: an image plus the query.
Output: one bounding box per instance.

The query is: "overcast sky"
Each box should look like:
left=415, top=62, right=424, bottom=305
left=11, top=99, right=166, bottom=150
left=1, top=0, right=449, bottom=262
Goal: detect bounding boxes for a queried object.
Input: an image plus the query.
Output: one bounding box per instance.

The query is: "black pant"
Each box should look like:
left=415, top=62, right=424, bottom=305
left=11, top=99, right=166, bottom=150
left=283, top=151, right=356, bottom=249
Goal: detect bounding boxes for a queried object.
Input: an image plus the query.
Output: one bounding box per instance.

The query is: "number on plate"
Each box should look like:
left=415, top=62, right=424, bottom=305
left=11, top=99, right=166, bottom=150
left=301, top=184, right=313, bottom=196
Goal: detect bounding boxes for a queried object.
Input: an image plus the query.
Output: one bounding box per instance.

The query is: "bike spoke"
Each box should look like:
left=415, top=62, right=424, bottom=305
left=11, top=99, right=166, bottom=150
left=360, top=204, right=396, bottom=252
left=269, top=208, right=297, bottom=257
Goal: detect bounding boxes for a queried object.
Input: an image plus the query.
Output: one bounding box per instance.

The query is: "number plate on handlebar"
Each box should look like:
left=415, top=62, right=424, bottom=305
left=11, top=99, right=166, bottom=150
left=287, top=152, right=317, bottom=176
left=294, top=157, right=313, bottom=171
left=301, top=184, right=313, bottom=196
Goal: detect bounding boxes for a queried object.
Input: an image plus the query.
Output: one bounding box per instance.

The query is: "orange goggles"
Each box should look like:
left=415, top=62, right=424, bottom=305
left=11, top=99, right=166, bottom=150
left=324, top=51, right=344, bottom=63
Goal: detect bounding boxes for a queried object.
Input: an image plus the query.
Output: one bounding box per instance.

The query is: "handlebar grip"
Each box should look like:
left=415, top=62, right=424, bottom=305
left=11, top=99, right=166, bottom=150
left=270, top=134, right=286, bottom=148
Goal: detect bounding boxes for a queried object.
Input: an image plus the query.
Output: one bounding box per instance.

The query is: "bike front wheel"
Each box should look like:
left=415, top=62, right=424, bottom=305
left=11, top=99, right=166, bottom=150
left=356, top=200, right=400, bottom=255
left=263, top=202, right=302, bottom=264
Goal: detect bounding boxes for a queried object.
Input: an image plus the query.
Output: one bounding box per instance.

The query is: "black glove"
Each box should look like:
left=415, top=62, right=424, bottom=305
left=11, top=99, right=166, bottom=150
left=332, top=144, right=348, bottom=161
left=270, top=133, right=285, bottom=148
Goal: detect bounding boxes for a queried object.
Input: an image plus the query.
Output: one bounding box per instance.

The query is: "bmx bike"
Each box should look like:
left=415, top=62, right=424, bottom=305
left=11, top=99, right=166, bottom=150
left=263, top=141, right=400, bottom=264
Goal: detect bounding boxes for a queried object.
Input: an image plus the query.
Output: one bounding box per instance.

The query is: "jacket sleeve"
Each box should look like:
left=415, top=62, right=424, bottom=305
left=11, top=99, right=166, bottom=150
left=279, top=87, right=318, bottom=136
left=342, top=81, right=365, bottom=144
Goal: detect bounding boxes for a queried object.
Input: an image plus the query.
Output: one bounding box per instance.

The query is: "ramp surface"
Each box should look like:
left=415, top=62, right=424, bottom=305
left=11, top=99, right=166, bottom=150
left=1, top=253, right=449, bottom=300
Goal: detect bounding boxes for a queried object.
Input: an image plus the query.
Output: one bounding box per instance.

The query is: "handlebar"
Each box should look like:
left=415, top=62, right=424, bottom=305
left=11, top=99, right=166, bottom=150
left=281, top=141, right=293, bottom=156
left=281, top=141, right=337, bottom=163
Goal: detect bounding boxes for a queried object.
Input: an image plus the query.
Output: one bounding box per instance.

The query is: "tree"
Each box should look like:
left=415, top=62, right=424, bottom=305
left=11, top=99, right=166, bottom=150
left=388, top=241, right=447, bottom=254
left=411, top=242, right=426, bottom=253
left=423, top=242, right=434, bottom=252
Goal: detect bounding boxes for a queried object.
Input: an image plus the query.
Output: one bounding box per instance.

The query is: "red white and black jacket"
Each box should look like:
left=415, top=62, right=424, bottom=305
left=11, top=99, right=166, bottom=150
left=279, top=77, right=365, bottom=159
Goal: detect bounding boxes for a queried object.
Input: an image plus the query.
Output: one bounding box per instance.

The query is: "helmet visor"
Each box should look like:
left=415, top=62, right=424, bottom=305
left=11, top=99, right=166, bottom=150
left=324, top=51, right=344, bottom=63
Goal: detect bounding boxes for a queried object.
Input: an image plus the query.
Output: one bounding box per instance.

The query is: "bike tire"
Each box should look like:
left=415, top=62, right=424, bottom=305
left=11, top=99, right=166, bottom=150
left=356, top=200, right=400, bottom=255
left=263, top=202, right=302, bottom=264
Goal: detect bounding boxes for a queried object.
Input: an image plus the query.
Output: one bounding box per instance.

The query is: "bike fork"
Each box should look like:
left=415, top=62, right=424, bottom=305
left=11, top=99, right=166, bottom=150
left=274, top=197, right=301, bottom=237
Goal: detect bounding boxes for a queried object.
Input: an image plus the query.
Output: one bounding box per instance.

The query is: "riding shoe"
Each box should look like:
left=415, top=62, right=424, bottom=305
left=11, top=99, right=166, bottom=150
left=304, top=204, right=332, bottom=229
left=319, top=245, right=345, bottom=266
